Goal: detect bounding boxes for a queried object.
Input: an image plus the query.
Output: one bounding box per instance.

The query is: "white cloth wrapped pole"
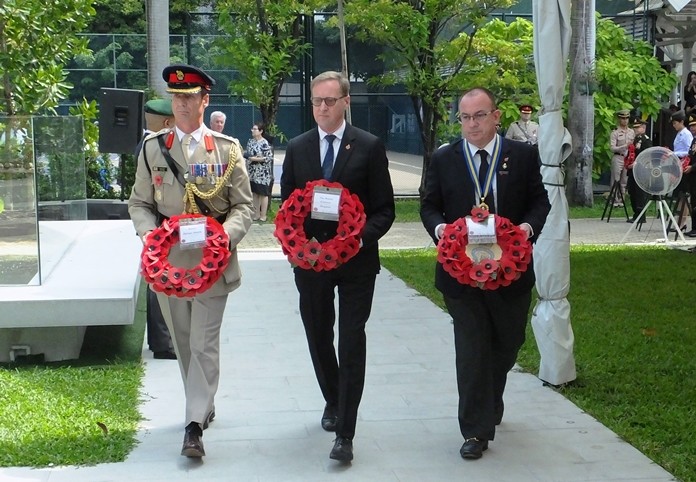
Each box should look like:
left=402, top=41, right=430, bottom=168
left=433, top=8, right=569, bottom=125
left=531, top=0, right=576, bottom=385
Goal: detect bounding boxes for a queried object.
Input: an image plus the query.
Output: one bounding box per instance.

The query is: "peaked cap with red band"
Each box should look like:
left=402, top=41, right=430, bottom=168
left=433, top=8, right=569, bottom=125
left=162, top=64, right=215, bottom=94
left=519, top=104, right=533, bottom=113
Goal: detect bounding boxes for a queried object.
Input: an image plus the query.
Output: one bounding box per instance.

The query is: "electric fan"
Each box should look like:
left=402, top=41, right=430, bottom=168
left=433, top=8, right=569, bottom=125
left=621, top=146, right=686, bottom=242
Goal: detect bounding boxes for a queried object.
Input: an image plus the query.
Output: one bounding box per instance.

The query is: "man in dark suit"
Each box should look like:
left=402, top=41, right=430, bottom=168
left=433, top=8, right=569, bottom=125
left=420, top=87, right=550, bottom=460
left=281, top=70, right=395, bottom=462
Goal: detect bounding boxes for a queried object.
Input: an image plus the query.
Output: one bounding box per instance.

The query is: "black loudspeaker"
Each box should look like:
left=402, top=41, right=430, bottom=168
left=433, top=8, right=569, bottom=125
left=98, top=88, right=144, bottom=154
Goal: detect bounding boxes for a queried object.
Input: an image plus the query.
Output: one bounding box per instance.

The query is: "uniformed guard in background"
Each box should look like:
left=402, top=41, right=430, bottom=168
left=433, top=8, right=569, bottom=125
left=136, top=98, right=176, bottom=360
left=128, top=64, right=254, bottom=458
left=505, top=104, right=538, bottom=145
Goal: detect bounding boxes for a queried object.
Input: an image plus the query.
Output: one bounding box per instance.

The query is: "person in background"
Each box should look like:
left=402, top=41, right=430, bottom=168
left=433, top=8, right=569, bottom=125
left=683, top=71, right=696, bottom=117
left=129, top=64, right=253, bottom=459
left=683, top=114, right=696, bottom=237
left=420, top=87, right=550, bottom=461
left=280, top=71, right=395, bottom=462
left=670, top=110, right=694, bottom=232
left=504, top=104, right=538, bottom=145
left=625, top=118, right=652, bottom=224
left=245, top=122, right=274, bottom=222
left=609, top=109, right=635, bottom=207
left=209, top=110, right=226, bottom=134
left=136, top=98, right=176, bottom=360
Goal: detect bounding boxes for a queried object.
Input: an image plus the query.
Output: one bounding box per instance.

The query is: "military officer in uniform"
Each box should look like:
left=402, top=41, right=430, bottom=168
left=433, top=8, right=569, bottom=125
left=128, top=64, right=254, bottom=458
left=609, top=109, right=635, bottom=207
left=505, top=104, right=538, bottom=145
left=625, top=118, right=652, bottom=223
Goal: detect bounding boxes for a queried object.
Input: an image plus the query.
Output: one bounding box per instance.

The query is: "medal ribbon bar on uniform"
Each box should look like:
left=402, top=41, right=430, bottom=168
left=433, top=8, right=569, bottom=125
left=188, top=163, right=228, bottom=179
left=462, top=135, right=502, bottom=208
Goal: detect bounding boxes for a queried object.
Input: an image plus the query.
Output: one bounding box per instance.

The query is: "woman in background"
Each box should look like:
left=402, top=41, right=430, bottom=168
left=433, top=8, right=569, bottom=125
left=245, top=122, right=274, bottom=222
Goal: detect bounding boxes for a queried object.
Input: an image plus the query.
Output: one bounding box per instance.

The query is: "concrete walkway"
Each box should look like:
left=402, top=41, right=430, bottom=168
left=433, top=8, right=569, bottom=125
left=0, top=217, right=684, bottom=482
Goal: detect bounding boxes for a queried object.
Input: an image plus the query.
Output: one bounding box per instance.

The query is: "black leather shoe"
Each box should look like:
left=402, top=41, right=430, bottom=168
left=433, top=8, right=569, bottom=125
left=153, top=350, right=177, bottom=360
left=329, top=436, right=353, bottom=461
left=202, top=409, right=215, bottom=430
left=321, top=404, right=338, bottom=432
left=460, top=437, right=488, bottom=460
left=686, top=230, right=696, bottom=237
left=181, top=423, right=205, bottom=457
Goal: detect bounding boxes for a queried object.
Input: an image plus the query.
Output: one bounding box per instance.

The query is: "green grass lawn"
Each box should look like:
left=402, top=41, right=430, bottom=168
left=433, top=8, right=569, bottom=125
left=0, top=282, right=147, bottom=467
left=380, top=245, right=696, bottom=482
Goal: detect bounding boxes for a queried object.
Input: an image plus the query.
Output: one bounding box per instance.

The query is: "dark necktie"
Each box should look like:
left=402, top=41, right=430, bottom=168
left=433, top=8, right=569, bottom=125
left=477, top=149, right=495, bottom=213
left=322, top=134, right=336, bottom=180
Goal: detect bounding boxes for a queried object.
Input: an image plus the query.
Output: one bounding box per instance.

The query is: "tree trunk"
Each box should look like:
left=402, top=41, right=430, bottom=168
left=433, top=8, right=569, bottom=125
left=566, top=0, right=595, bottom=207
left=147, top=0, right=170, bottom=97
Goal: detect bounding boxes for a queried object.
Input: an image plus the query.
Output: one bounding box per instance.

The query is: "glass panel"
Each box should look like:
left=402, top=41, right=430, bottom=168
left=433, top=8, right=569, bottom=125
left=0, top=116, right=39, bottom=285
left=0, top=115, right=85, bottom=286
left=34, top=116, right=86, bottom=221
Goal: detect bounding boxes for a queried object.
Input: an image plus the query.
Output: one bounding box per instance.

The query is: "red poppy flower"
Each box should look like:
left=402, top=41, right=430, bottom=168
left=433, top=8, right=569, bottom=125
left=499, top=257, right=519, bottom=281
left=167, top=267, right=187, bottom=286
left=495, top=216, right=512, bottom=231
left=480, top=259, right=499, bottom=274
left=316, top=246, right=339, bottom=271
left=469, top=263, right=490, bottom=283
left=471, top=206, right=490, bottom=223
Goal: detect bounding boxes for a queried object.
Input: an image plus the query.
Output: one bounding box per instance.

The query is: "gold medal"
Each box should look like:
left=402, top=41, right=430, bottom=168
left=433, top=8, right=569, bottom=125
left=478, top=201, right=489, bottom=212
left=196, top=176, right=204, bottom=184
left=155, top=190, right=163, bottom=202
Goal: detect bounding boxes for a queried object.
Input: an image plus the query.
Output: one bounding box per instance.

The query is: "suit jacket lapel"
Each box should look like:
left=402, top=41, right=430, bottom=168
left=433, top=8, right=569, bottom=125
left=495, top=138, right=513, bottom=214
left=305, top=129, right=323, bottom=180
left=330, top=125, right=356, bottom=181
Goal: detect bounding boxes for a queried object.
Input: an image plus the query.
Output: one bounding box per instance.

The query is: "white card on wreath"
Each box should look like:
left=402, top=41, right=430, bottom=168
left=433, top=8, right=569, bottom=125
left=466, top=215, right=497, bottom=245
left=311, top=186, right=341, bottom=221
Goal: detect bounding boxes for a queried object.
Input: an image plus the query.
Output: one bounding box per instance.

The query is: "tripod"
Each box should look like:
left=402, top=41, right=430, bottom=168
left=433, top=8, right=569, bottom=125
left=601, top=180, right=630, bottom=222
left=666, top=190, right=691, bottom=240
left=621, top=195, right=686, bottom=243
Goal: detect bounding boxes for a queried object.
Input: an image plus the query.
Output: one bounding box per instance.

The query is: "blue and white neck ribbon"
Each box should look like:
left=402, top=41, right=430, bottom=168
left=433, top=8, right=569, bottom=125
left=462, top=135, right=502, bottom=210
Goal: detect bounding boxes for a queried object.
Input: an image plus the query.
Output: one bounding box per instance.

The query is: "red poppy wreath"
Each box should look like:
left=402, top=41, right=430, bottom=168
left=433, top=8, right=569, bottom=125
left=140, top=214, right=231, bottom=297
left=274, top=179, right=366, bottom=271
left=437, top=207, right=533, bottom=290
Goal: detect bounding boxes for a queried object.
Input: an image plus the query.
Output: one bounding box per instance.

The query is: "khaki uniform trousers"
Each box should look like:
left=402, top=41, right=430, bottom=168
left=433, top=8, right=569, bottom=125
left=156, top=291, right=228, bottom=427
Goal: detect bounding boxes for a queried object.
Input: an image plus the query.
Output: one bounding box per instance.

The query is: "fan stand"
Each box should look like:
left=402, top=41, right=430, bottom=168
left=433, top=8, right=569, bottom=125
left=601, top=180, right=630, bottom=222
left=621, top=195, right=687, bottom=243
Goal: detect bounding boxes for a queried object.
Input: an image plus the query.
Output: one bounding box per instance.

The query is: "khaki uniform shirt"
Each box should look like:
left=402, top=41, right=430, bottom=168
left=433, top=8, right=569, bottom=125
left=505, top=120, right=539, bottom=145
left=610, top=126, right=635, bottom=162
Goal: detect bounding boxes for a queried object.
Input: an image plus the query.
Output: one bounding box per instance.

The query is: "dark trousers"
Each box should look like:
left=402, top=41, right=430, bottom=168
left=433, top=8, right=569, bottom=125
left=626, top=169, right=646, bottom=219
left=146, top=287, right=173, bottom=353
left=444, top=289, right=531, bottom=441
left=294, top=268, right=376, bottom=440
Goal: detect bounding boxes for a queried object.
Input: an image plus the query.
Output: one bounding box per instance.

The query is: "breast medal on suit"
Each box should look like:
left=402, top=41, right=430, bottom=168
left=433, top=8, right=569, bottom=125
left=420, top=135, right=550, bottom=445
left=280, top=123, right=395, bottom=444
left=129, top=126, right=253, bottom=430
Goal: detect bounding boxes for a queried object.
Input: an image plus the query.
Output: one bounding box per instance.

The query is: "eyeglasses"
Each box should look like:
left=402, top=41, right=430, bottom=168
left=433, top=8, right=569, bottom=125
left=310, top=96, right=346, bottom=107
left=457, top=111, right=495, bottom=123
